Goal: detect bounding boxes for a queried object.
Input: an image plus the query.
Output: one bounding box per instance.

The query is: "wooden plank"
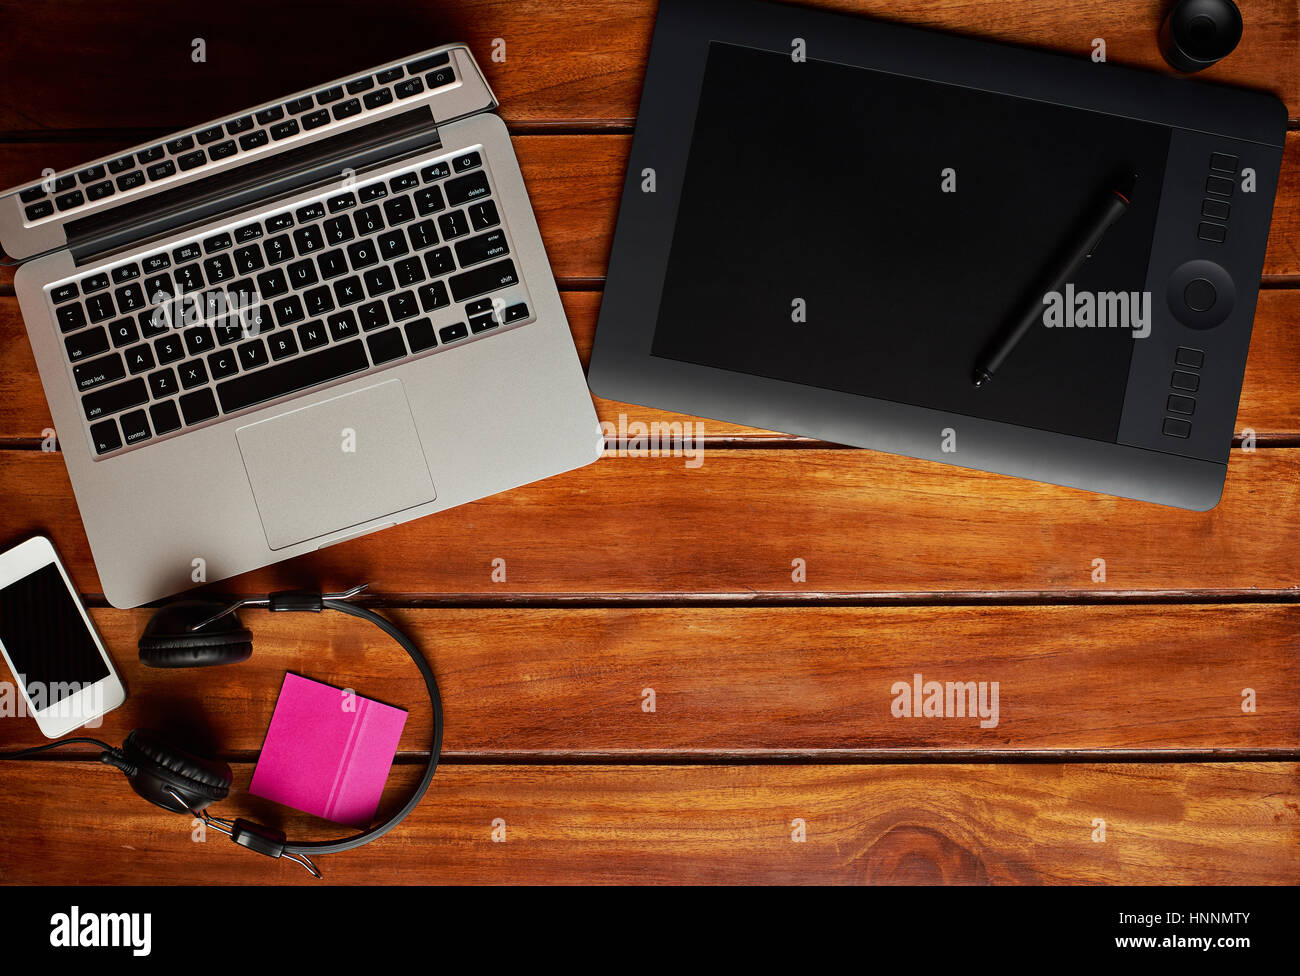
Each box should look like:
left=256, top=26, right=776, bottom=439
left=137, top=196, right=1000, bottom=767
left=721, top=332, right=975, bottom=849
left=1, top=446, right=1297, bottom=599
left=0, top=761, right=1294, bottom=884
left=3, top=133, right=1299, bottom=287
left=0, top=0, right=1294, bottom=134
left=0, top=605, right=1293, bottom=757
left=3, top=287, right=1300, bottom=443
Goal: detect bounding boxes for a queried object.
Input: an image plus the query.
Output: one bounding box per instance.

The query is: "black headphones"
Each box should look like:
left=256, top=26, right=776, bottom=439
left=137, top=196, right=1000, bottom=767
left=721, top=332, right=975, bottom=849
left=1, top=586, right=442, bottom=879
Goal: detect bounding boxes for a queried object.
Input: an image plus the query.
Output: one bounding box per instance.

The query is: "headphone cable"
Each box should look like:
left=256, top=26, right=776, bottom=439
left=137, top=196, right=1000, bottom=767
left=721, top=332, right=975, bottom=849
left=0, top=736, right=114, bottom=758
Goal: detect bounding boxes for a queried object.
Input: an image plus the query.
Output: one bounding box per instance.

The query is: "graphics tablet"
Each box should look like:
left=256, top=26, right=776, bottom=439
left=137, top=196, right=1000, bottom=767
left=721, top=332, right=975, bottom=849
left=588, top=0, right=1287, bottom=510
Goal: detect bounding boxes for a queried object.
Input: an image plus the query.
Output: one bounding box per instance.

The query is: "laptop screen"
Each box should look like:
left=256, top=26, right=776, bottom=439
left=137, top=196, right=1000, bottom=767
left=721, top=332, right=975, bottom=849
left=650, top=42, right=1172, bottom=443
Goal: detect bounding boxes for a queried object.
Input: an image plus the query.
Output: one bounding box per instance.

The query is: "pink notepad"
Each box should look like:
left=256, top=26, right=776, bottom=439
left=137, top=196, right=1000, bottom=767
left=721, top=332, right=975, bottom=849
left=249, top=673, right=407, bottom=828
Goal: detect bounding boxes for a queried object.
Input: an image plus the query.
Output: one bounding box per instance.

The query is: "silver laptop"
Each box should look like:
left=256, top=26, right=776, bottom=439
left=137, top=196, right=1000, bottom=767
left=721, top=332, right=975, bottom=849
left=0, top=45, right=600, bottom=608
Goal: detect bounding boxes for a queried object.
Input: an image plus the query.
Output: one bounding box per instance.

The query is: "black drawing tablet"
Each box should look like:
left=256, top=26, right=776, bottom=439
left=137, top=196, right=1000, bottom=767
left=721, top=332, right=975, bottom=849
left=589, top=0, right=1287, bottom=509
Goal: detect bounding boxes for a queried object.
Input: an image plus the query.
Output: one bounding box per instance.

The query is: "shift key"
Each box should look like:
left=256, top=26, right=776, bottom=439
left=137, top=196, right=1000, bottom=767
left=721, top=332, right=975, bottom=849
left=82, top=377, right=148, bottom=420
left=448, top=258, right=518, bottom=302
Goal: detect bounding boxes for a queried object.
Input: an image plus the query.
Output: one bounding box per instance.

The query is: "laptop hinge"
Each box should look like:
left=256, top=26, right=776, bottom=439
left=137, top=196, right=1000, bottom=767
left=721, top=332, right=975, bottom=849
left=66, top=106, right=441, bottom=266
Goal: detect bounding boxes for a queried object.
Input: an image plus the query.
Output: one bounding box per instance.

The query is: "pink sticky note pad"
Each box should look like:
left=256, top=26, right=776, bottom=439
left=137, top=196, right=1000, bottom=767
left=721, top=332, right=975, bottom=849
left=249, top=673, right=407, bottom=828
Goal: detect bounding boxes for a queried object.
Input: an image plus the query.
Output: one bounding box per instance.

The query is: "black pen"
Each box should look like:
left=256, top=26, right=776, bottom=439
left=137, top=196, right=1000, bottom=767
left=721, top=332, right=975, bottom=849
left=972, top=173, right=1136, bottom=387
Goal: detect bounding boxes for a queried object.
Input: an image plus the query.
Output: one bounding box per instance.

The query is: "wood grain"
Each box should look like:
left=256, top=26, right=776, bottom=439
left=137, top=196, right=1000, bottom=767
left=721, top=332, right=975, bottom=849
left=3, top=133, right=1299, bottom=289
left=0, top=0, right=1294, bottom=135
left=0, top=761, right=1294, bottom=884
left=0, top=447, right=1297, bottom=600
left=0, top=605, right=1292, bottom=758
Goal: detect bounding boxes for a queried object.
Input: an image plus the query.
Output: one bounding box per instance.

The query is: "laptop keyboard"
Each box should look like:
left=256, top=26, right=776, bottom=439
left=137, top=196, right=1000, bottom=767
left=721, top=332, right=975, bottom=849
left=49, top=147, right=535, bottom=458
left=18, top=51, right=460, bottom=224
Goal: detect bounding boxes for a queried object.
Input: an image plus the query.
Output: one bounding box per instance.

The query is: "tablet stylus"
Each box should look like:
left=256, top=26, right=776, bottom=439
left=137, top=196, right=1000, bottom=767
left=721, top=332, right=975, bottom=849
left=972, top=174, right=1136, bottom=388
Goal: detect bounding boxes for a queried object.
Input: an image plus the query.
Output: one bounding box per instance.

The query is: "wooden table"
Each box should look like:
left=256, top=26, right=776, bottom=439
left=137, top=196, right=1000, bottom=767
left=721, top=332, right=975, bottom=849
left=0, top=0, right=1297, bottom=885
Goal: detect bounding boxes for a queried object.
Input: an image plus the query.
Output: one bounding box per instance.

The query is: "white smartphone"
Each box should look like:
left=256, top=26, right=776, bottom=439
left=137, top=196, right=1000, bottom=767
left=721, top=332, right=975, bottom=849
left=0, top=536, right=125, bottom=737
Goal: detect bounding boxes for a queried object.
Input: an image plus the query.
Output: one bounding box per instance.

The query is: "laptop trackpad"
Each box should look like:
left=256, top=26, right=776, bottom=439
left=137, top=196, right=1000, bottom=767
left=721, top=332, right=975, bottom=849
left=236, top=379, right=437, bottom=550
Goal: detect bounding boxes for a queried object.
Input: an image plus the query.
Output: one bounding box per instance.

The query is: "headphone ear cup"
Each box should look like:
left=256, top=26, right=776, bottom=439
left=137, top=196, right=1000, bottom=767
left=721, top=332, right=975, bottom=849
left=121, top=729, right=233, bottom=813
left=138, top=601, right=253, bottom=668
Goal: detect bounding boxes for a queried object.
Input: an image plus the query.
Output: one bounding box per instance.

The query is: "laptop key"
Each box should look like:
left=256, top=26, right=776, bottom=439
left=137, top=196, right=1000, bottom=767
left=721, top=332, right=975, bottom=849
left=408, top=220, right=439, bottom=250
left=56, top=190, right=85, bottom=211
left=455, top=229, right=509, bottom=267
left=82, top=377, right=148, bottom=420
left=234, top=245, right=264, bottom=274
left=394, top=78, right=424, bottom=99
left=425, top=64, right=456, bottom=88
left=155, top=334, right=185, bottom=365
left=51, top=283, right=79, bottom=304
left=57, top=304, right=88, bottom=333
left=197, top=125, right=224, bottom=144
left=317, top=249, right=348, bottom=279
left=86, top=180, right=115, bottom=201
left=333, top=276, right=365, bottom=306
left=179, top=359, right=209, bottom=389
left=216, top=340, right=369, bottom=414
left=417, top=281, right=450, bottom=312
left=207, top=349, right=239, bottom=380
left=178, top=150, right=207, bottom=171
left=255, top=106, right=284, bottom=125
left=437, top=209, right=468, bottom=240
left=367, top=328, right=407, bottom=365
left=317, top=86, right=345, bottom=104
left=376, top=67, right=404, bottom=84
left=66, top=326, right=110, bottom=362
left=445, top=171, right=489, bottom=206
left=109, top=317, right=140, bottom=347
left=86, top=293, right=116, bottom=322
left=332, top=98, right=362, bottom=120
left=286, top=95, right=314, bottom=114
left=239, top=130, right=269, bottom=151
left=119, top=409, right=152, bottom=445
left=89, top=419, right=122, bottom=454
left=438, top=322, right=468, bottom=343
left=147, top=160, right=176, bottom=181
left=415, top=186, right=445, bottom=216
left=124, top=343, right=155, bottom=375
left=237, top=338, right=269, bottom=370
left=270, top=119, right=300, bottom=141
left=297, top=320, right=329, bottom=351
left=179, top=388, right=219, bottom=425
left=363, top=88, right=394, bottom=110
left=25, top=200, right=54, bottom=220
left=327, top=310, right=360, bottom=341
left=404, top=317, right=437, bottom=352
left=303, top=109, right=330, bottom=130
left=227, top=115, right=254, bottom=133
left=448, top=259, right=519, bottom=302
left=147, top=368, right=178, bottom=399
left=452, top=150, right=482, bottom=173
left=268, top=331, right=299, bottom=361
left=209, top=140, right=238, bottom=161
left=116, top=170, right=146, bottom=191
left=166, top=135, right=196, bottom=154
left=150, top=401, right=182, bottom=435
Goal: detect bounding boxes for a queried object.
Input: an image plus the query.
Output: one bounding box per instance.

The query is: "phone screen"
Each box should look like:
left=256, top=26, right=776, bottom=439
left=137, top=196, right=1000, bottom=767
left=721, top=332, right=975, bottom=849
left=0, top=562, right=109, bottom=706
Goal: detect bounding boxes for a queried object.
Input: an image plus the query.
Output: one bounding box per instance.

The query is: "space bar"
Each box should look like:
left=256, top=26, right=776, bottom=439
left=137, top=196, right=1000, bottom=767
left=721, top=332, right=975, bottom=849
left=216, top=340, right=369, bottom=413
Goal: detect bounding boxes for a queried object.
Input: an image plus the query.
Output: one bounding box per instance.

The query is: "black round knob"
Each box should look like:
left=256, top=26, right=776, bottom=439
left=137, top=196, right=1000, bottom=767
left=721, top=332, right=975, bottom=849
left=1159, top=0, right=1243, bottom=73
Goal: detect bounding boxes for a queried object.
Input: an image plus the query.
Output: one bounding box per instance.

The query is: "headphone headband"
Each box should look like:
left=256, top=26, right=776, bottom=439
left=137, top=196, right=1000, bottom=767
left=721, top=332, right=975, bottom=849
left=144, top=587, right=441, bottom=877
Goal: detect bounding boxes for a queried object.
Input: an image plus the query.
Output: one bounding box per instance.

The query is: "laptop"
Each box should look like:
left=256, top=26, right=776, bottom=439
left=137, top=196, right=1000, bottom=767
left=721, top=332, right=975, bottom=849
left=0, top=45, right=601, bottom=608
